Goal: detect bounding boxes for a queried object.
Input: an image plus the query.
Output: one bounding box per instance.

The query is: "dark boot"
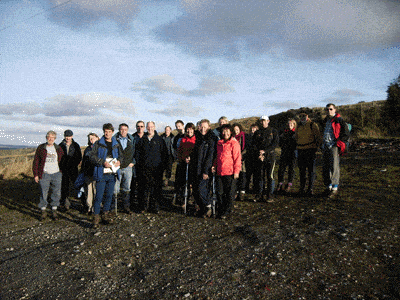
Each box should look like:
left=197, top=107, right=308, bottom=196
left=93, top=214, right=100, bottom=228
left=52, top=209, right=59, bottom=221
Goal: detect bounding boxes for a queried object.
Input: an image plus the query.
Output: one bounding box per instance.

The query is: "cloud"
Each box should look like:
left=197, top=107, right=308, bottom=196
left=322, top=97, right=350, bottom=104
left=264, top=100, right=300, bottom=109
left=334, top=89, right=365, bottom=97
left=156, top=0, right=400, bottom=59
left=46, top=0, right=141, bottom=30
left=150, top=99, right=203, bottom=117
left=0, top=93, right=136, bottom=128
left=132, top=74, right=234, bottom=99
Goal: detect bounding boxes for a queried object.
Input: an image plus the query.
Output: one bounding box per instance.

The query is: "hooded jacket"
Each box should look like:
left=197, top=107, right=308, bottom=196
left=323, top=113, right=349, bottom=154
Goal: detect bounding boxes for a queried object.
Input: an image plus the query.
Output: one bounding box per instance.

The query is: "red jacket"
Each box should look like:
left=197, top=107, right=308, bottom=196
left=214, top=138, right=242, bottom=176
left=178, top=135, right=196, bottom=162
left=32, top=143, right=64, bottom=179
left=324, top=113, right=349, bottom=154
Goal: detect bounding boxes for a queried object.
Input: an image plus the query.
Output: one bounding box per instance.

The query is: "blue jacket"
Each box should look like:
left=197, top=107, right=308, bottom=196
left=89, top=136, right=123, bottom=181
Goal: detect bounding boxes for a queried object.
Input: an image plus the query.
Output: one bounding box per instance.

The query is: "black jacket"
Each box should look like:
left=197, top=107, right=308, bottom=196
left=191, top=130, right=216, bottom=176
left=253, top=126, right=279, bottom=161
left=59, top=139, right=82, bottom=172
left=136, top=132, right=168, bottom=170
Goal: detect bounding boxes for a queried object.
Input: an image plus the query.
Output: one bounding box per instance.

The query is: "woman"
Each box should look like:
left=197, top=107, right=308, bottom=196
left=81, top=133, right=99, bottom=214
left=175, top=123, right=196, bottom=205
left=233, top=123, right=246, bottom=199
left=212, top=124, right=242, bottom=219
left=276, top=119, right=297, bottom=193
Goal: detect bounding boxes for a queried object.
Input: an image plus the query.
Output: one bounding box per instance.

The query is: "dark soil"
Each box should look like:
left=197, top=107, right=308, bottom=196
left=1, top=150, right=399, bottom=299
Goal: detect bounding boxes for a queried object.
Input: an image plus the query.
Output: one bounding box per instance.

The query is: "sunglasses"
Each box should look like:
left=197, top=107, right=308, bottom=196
left=136, top=125, right=145, bottom=128
left=325, top=108, right=334, bottom=111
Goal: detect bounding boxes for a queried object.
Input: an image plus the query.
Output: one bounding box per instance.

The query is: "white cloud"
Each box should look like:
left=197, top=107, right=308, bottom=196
left=150, top=99, right=203, bottom=117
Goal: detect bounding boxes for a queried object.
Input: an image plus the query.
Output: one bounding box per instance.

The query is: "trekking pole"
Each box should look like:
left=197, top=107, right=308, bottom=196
left=212, top=175, right=217, bottom=218
left=183, top=162, right=189, bottom=215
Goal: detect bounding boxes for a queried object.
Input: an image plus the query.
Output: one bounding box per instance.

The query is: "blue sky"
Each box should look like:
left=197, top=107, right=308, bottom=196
left=1, top=0, right=399, bottom=146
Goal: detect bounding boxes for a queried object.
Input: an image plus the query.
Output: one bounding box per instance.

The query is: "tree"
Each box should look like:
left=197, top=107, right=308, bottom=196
left=383, top=75, right=400, bottom=134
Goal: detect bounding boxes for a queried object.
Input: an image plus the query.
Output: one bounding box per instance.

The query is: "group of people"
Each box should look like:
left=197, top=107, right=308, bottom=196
left=32, top=103, right=349, bottom=226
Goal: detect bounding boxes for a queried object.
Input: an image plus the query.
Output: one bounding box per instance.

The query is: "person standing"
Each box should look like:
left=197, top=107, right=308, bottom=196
left=59, top=130, right=82, bottom=211
left=135, top=121, right=168, bottom=214
left=33, top=130, right=64, bottom=221
left=212, top=124, right=241, bottom=219
left=113, top=123, right=135, bottom=214
left=322, top=103, right=349, bottom=198
left=245, top=124, right=259, bottom=193
left=129, top=120, right=146, bottom=206
left=276, top=119, right=297, bottom=194
left=233, top=123, right=246, bottom=199
left=253, top=115, right=279, bottom=202
left=191, top=119, right=216, bottom=217
left=213, top=116, right=229, bottom=140
left=161, top=126, right=175, bottom=187
left=90, top=123, right=123, bottom=228
left=81, top=132, right=99, bottom=214
left=295, top=113, right=321, bottom=196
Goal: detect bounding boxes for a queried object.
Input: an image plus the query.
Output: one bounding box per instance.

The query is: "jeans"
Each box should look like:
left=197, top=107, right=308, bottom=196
left=193, top=175, right=211, bottom=209
left=322, top=146, right=340, bottom=187
left=38, top=172, right=62, bottom=209
left=94, top=174, right=116, bottom=215
left=114, top=166, right=133, bottom=207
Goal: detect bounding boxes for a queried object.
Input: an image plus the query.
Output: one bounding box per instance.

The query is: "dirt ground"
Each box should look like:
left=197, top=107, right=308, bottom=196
left=1, top=149, right=399, bottom=299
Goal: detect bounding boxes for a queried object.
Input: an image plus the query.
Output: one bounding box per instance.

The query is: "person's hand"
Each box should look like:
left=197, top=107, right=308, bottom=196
left=114, top=160, right=121, bottom=167
left=34, top=176, right=39, bottom=183
left=259, top=150, right=265, bottom=155
left=128, top=163, right=134, bottom=168
left=104, top=161, right=112, bottom=168
left=203, top=173, right=209, bottom=180
left=233, top=173, right=239, bottom=180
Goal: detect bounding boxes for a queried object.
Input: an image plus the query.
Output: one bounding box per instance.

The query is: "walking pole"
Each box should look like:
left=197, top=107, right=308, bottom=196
left=212, top=175, right=217, bottom=218
left=183, top=162, right=189, bottom=215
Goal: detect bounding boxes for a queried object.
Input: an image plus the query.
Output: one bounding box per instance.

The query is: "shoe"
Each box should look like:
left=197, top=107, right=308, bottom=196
left=102, top=211, right=114, bottom=224
left=93, top=214, right=100, bottom=228
left=65, top=198, right=71, bottom=210
left=204, top=207, right=212, bottom=218
left=124, top=206, right=133, bottom=215
left=306, top=189, right=314, bottom=196
left=328, top=189, right=338, bottom=199
left=52, top=210, right=59, bottom=221
left=298, top=189, right=306, bottom=197
left=255, top=194, right=264, bottom=202
left=285, top=184, right=292, bottom=193
left=266, top=194, right=275, bottom=203
left=40, top=210, right=47, bottom=221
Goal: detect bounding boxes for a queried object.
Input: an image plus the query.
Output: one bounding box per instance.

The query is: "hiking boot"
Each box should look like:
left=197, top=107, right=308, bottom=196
left=255, top=194, right=264, bottom=202
left=306, top=189, right=314, bottom=196
left=298, top=189, right=306, bottom=197
left=102, top=211, right=114, bottom=224
left=52, top=209, right=59, bottom=221
left=124, top=205, right=133, bottom=215
left=64, top=198, right=71, bottom=211
left=93, top=214, right=100, bottom=228
left=40, top=210, right=47, bottom=221
left=328, top=189, right=338, bottom=199
left=285, top=184, right=292, bottom=193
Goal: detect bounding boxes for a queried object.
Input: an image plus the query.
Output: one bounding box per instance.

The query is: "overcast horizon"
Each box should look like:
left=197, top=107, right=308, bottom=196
left=1, top=0, right=399, bottom=147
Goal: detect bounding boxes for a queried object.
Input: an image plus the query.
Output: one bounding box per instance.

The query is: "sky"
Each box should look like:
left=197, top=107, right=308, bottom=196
left=0, top=0, right=399, bottom=146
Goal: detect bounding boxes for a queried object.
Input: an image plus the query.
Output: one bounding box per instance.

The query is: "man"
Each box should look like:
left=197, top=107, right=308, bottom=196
left=59, top=129, right=82, bottom=210
left=213, top=116, right=229, bottom=140
left=172, top=120, right=185, bottom=160
left=161, top=126, right=175, bottom=186
left=322, top=103, right=349, bottom=198
left=90, top=123, right=123, bottom=228
left=129, top=120, right=146, bottom=205
left=33, top=130, right=64, bottom=221
left=245, top=123, right=259, bottom=193
left=252, top=115, right=279, bottom=202
left=135, top=121, right=168, bottom=214
left=113, top=123, right=135, bottom=214
left=295, top=113, right=322, bottom=196
left=191, top=119, right=216, bottom=217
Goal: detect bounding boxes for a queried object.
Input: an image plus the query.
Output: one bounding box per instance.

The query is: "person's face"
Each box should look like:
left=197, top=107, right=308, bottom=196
left=89, top=135, right=99, bottom=145
left=176, top=122, right=184, bottom=134
left=136, top=122, right=145, bottom=133
left=300, top=115, right=308, bottom=125
left=104, top=129, right=114, bottom=141
left=199, top=122, right=209, bottom=136
left=222, top=128, right=232, bottom=140
left=251, top=126, right=258, bottom=134
left=46, top=134, right=56, bottom=146
left=186, top=127, right=195, bottom=137
left=326, top=105, right=336, bottom=117
left=233, top=126, right=240, bottom=136
left=219, top=119, right=228, bottom=127
left=119, top=125, right=128, bottom=138
left=165, top=127, right=171, bottom=136
left=262, top=119, right=269, bottom=128
left=288, top=121, right=295, bottom=130
left=65, top=136, right=73, bottom=143
left=147, top=122, right=155, bottom=136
